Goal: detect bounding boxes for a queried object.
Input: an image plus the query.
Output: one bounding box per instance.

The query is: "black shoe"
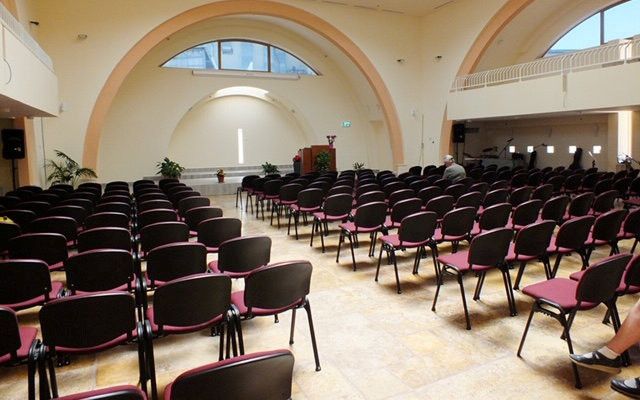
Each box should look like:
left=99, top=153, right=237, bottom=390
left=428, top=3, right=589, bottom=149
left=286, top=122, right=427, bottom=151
left=569, top=351, right=622, bottom=373
left=611, top=378, right=640, bottom=399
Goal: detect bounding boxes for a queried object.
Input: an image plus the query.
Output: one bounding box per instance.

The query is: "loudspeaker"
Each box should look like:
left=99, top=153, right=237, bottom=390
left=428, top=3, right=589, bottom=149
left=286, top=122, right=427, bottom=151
left=452, top=123, right=465, bottom=143
left=2, top=129, right=25, bottom=159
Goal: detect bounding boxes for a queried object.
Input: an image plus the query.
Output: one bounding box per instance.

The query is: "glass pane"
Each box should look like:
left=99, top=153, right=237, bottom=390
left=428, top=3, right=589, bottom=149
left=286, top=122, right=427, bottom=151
left=604, top=0, right=640, bottom=42
left=547, top=13, right=601, bottom=56
left=270, top=47, right=316, bottom=75
left=220, top=41, right=268, bottom=71
left=164, top=42, right=218, bottom=69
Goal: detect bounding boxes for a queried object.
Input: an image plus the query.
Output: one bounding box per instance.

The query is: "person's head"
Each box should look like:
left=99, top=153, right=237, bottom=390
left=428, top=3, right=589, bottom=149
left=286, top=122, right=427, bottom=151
left=443, top=155, right=455, bottom=167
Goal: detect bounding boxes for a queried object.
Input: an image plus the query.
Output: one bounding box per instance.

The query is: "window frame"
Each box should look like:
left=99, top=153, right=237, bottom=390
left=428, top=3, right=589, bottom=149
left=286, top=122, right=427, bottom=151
left=161, top=38, right=319, bottom=76
left=543, top=0, right=638, bottom=57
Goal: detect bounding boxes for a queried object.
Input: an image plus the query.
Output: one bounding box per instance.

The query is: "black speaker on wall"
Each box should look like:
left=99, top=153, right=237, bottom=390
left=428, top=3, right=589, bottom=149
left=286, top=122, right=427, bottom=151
left=2, top=129, right=25, bottom=160
left=452, top=123, right=465, bottom=143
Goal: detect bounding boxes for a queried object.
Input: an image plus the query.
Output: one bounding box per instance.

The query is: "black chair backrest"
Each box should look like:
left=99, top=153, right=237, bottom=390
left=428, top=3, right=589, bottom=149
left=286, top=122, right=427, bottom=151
left=511, top=199, right=543, bottom=226
left=623, top=208, right=640, bottom=235
left=138, top=199, right=174, bottom=213
left=177, top=196, right=211, bottom=218
left=355, top=183, right=380, bottom=198
left=594, top=178, right=614, bottom=195
left=0, top=307, right=21, bottom=360
left=167, top=349, right=294, bottom=400
left=153, top=273, right=231, bottom=331
left=388, top=189, right=415, bottom=208
left=197, top=217, right=242, bottom=249
left=554, top=215, right=595, bottom=250
left=440, top=207, right=476, bottom=237
left=398, top=212, right=437, bottom=244
left=418, top=186, right=443, bottom=206
left=18, top=201, right=51, bottom=217
left=277, top=183, right=303, bottom=203
left=467, top=228, right=513, bottom=268
left=65, top=249, right=134, bottom=294
left=322, top=194, right=353, bottom=218
left=356, top=191, right=385, bottom=207
left=296, top=188, right=324, bottom=210
left=217, top=236, right=272, bottom=275
left=468, top=182, right=489, bottom=197
left=9, top=233, right=67, bottom=266
left=0, top=222, right=20, bottom=252
left=185, top=207, right=223, bottom=231
left=568, top=192, right=595, bottom=217
left=46, top=205, right=88, bottom=225
left=623, top=255, right=640, bottom=288
left=263, top=180, right=284, bottom=197
left=28, top=216, right=78, bottom=241
left=40, top=292, right=137, bottom=350
left=383, top=181, right=407, bottom=198
left=424, top=195, right=454, bottom=219
left=147, top=242, right=208, bottom=283
left=244, top=260, right=311, bottom=312
left=509, top=186, right=532, bottom=207
left=592, top=209, right=627, bottom=241
left=483, top=189, right=509, bottom=208
left=77, top=227, right=132, bottom=253
left=455, top=191, right=482, bottom=210
left=592, top=190, right=617, bottom=214
left=513, top=220, right=555, bottom=257
left=510, top=173, right=528, bottom=188
left=0, top=259, right=53, bottom=306
left=353, top=202, right=387, bottom=229
left=100, top=195, right=132, bottom=205
left=140, top=222, right=190, bottom=254
left=327, top=185, right=352, bottom=197
left=531, top=184, right=553, bottom=203
left=241, top=175, right=260, bottom=189
left=479, top=203, right=511, bottom=231
left=540, top=195, right=570, bottom=224
left=576, top=254, right=632, bottom=304
left=138, top=208, right=179, bottom=230
left=2, top=209, right=36, bottom=229
left=78, top=182, right=102, bottom=194
left=95, top=202, right=131, bottom=218
left=389, top=198, right=422, bottom=225
left=444, top=183, right=466, bottom=200
left=84, top=212, right=130, bottom=230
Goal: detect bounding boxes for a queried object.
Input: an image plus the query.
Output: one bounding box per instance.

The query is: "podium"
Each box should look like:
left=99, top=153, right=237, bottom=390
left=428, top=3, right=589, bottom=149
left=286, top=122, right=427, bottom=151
left=299, top=145, right=336, bottom=174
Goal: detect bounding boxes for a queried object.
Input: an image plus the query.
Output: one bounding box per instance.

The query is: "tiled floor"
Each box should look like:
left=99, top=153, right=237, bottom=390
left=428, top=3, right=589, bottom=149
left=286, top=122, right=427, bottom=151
left=1, top=194, right=639, bottom=399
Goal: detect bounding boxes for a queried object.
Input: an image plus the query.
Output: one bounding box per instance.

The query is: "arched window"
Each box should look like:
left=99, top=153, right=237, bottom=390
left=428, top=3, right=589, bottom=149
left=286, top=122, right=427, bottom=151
left=163, top=39, right=317, bottom=75
left=545, top=0, right=640, bottom=57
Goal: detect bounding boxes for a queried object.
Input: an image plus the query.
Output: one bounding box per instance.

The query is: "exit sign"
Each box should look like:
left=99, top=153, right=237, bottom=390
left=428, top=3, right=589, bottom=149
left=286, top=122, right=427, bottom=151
left=342, top=121, right=352, bottom=128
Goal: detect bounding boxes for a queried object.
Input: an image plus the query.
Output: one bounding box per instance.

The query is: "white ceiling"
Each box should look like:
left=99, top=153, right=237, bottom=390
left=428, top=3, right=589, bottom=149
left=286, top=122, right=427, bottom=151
left=303, top=0, right=457, bottom=16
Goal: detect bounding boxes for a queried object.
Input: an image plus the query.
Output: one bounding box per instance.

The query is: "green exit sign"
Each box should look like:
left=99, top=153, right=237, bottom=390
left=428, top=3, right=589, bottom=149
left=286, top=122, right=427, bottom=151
left=342, top=121, right=352, bottom=128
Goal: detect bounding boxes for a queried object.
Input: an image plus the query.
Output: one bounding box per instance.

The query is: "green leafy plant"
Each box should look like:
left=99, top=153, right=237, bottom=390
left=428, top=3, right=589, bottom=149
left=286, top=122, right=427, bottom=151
left=315, top=151, right=331, bottom=172
left=46, top=150, right=97, bottom=187
left=353, top=162, right=365, bottom=171
left=156, top=157, right=185, bottom=178
left=262, top=162, right=280, bottom=175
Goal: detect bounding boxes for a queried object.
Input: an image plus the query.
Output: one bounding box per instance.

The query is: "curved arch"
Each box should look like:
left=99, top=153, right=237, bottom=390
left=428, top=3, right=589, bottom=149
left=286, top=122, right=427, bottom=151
left=439, top=0, right=535, bottom=158
left=83, top=0, right=403, bottom=169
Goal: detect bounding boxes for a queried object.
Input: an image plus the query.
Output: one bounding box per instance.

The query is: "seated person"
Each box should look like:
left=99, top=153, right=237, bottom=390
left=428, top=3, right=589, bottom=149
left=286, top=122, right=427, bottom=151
left=443, top=155, right=466, bottom=183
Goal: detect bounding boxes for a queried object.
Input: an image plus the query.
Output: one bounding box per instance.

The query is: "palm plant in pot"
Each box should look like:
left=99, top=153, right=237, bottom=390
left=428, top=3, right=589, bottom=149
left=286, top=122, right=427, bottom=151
left=262, top=162, right=280, bottom=176
left=156, top=157, right=185, bottom=179
left=46, top=150, right=98, bottom=187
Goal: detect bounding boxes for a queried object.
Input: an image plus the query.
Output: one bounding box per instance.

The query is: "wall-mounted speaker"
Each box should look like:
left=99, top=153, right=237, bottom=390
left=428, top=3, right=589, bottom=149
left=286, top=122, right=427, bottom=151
left=2, top=129, right=25, bottom=159
left=452, top=123, right=465, bottom=143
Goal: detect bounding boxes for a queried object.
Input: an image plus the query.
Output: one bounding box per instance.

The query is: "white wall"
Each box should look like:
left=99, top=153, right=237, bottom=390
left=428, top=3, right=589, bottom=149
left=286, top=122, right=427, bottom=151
left=466, top=114, right=609, bottom=169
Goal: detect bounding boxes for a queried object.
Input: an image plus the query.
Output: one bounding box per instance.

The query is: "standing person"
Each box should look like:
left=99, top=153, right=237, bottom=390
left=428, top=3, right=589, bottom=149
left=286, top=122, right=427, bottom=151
left=570, top=298, right=640, bottom=398
left=442, top=155, right=466, bottom=183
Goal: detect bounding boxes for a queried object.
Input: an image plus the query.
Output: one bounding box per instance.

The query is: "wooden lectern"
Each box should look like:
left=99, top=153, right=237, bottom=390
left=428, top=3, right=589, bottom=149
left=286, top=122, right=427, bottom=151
left=299, top=145, right=336, bottom=174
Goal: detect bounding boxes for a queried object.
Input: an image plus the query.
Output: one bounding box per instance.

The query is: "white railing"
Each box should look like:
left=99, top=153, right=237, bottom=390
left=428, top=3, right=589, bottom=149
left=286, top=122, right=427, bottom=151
left=451, top=37, right=640, bottom=92
left=0, top=3, right=53, bottom=71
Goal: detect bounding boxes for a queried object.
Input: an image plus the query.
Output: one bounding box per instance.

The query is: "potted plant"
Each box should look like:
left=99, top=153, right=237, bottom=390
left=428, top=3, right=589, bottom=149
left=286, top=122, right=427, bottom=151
left=262, top=162, right=280, bottom=175
left=216, top=169, right=225, bottom=183
left=315, top=151, right=331, bottom=172
left=156, top=157, right=185, bottom=178
left=292, top=153, right=302, bottom=175
left=46, top=150, right=98, bottom=187
left=353, top=162, right=365, bottom=171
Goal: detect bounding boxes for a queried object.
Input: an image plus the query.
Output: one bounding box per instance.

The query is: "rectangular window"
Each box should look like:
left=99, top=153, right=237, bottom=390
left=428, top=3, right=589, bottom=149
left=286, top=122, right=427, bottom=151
left=220, top=41, right=268, bottom=71
left=547, top=146, right=555, bottom=154
left=238, top=129, right=244, bottom=164
left=593, top=145, right=602, bottom=154
left=508, top=146, right=516, bottom=153
left=527, top=146, right=534, bottom=153
left=569, top=145, right=577, bottom=154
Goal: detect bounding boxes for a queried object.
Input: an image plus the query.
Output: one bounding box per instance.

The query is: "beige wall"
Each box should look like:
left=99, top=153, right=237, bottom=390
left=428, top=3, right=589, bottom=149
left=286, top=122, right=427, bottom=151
left=466, top=115, right=609, bottom=169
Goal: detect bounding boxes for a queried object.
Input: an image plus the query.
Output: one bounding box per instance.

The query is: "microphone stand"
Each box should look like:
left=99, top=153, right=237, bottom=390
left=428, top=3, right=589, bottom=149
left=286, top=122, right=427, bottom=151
left=497, top=139, right=512, bottom=160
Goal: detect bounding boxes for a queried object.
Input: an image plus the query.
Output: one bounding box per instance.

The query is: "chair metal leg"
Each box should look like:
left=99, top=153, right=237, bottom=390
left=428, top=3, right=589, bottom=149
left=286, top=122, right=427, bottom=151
left=375, top=244, right=384, bottom=282
left=513, top=261, right=527, bottom=291
left=431, top=265, right=445, bottom=312
left=336, top=230, right=344, bottom=262
left=517, top=304, right=536, bottom=357
left=632, top=238, right=638, bottom=254
left=289, top=308, right=297, bottom=344
left=143, top=322, right=158, bottom=400
left=303, top=301, right=321, bottom=371
left=234, top=313, right=245, bottom=355
left=473, top=271, right=486, bottom=301
left=456, top=273, right=472, bottom=330
left=47, top=357, right=58, bottom=398
left=551, top=253, right=563, bottom=278
left=347, top=234, right=357, bottom=271
left=309, top=218, right=316, bottom=246
left=501, top=268, right=517, bottom=316
left=294, top=213, right=299, bottom=240
left=391, top=250, right=402, bottom=294
left=319, top=221, right=327, bottom=253
left=561, top=312, right=582, bottom=389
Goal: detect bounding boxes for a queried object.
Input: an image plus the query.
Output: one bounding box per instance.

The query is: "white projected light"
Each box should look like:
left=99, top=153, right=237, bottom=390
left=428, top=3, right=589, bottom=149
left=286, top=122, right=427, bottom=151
left=593, top=145, right=602, bottom=154
left=509, top=146, right=516, bottom=153
left=237, top=128, right=244, bottom=164
left=527, top=146, right=534, bottom=153
left=547, top=146, right=555, bottom=154
left=569, top=146, right=577, bottom=154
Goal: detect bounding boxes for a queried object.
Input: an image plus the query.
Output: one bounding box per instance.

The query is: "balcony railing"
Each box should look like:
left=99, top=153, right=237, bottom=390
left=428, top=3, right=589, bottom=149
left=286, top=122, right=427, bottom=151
left=0, top=3, right=53, bottom=71
left=451, top=37, right=640, bottom=92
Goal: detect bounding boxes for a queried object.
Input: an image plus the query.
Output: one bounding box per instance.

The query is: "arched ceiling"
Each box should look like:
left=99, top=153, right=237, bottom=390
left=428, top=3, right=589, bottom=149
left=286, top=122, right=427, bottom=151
left=300, top=0, right=458, bottom=16
left=475, top=0, right=619, bottom=71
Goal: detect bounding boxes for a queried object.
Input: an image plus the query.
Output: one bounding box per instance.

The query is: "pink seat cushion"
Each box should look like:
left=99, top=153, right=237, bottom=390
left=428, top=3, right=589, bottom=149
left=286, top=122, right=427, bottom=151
left=437, top=251, right=495, bottom=272
left=379, top=234, right=424, bottom=249
left=55, top=385, right=147, bottom=400
left=0, top=327, right=37, bottom=364
left=339, top=222, right=380, bottom=234
left=522, top=278, right=597, bottom=310
left=505, top=243, right=539, bottom=263
left=146, top=307, right=224, bottom=334
left=231, top=291, right=301, bottom=317
left=3, top=281, right=63, bottom=311
left=290, top=204, right=320, bottom=213
left=312, top=211, right=348, bottom=222
left=433, top=228, right=466, bottom=242
left=383, top=216, right=400, bottom=229
left=585, top=233, right=608, bottom=246
left=208, top=260, right=252, bottom=279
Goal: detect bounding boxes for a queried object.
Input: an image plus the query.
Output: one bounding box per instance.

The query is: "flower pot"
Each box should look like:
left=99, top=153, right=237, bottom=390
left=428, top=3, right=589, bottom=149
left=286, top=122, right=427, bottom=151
left=217, top=175, right=225, bottom=183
